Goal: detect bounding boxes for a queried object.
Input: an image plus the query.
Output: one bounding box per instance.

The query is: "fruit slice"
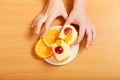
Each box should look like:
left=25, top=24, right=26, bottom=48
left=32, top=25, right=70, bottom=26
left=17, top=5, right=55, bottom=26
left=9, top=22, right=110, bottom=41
left=55, top=39, right=62, bottom=46
left=35, top=39, right=53, bottom=58
left=52, top=40, right=70, bottom=62
left=55, top=46, right=64, bottom=54
left=64, top=34, right=72, bottom=43
left=43, top=28, right=60, bottom=47
left=64, top=27, right=72, bottom=35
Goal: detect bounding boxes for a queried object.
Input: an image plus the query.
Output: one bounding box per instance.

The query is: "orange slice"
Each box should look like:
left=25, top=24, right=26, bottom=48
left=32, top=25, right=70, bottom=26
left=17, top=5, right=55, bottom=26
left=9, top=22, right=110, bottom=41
left=64, top=34, right=72, bottom=43
left=43, top=28, right=60, bottom=47
left=35, top=39, right=53, bottom=58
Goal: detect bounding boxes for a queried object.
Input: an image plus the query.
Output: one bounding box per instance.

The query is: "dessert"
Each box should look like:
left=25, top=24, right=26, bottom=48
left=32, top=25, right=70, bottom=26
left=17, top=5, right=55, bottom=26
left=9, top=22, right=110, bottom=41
left=52, top=39, right=70, bottom=61
left=59, top=25, right=78, bottom=46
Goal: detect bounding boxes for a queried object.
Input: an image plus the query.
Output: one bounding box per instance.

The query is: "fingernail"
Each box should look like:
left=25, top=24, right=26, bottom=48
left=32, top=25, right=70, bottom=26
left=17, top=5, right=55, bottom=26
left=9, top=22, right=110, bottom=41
left=44, top=33, right=47, bottom=35
left=35, top=30, right=39, bottom=34
left=42, top=31, right=45, bottom=35
left=40, top=34, right=43, bottom=39
left=31, top=25, right=34, bottom=28
left=44, top=31, right=48, bottom=35
left=74, top=42, right=78, bottom=45
left=74, top=43, right=76, bottom=45
left=86, top=45, right=89, bottom=48
left=91, top=42, right=94, bottom=45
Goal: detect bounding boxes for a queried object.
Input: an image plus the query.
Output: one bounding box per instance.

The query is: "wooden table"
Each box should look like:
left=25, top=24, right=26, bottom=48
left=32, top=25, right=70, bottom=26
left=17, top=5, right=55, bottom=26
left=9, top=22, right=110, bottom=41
left=0, top=0, right=120, bottom=80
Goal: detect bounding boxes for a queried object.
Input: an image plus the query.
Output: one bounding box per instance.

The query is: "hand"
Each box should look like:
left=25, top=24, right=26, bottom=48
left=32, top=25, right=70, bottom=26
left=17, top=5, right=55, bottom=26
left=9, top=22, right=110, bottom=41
left=65, top=10, right=96, bottom=48
left=31, top=0, right=67, bottom=35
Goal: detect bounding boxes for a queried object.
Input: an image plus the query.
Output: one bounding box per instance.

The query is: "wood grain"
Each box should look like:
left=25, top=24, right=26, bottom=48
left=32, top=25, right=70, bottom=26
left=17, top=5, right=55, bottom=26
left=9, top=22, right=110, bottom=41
left=0, top=0, right=120, bottom=80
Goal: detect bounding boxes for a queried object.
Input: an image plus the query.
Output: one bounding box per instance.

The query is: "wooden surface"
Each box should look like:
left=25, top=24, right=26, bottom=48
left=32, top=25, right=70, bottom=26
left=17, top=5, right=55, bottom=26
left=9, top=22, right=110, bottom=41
left=0, top=0, right=120, bottom=80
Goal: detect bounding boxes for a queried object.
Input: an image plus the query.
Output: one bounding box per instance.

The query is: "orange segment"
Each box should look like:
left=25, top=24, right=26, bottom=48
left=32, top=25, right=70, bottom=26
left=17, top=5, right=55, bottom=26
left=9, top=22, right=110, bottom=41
left=35, top=39, right=53, bottom=58
left=64, top=34, right=72, bottom=43
left=43, top=28, right=60, bottom=47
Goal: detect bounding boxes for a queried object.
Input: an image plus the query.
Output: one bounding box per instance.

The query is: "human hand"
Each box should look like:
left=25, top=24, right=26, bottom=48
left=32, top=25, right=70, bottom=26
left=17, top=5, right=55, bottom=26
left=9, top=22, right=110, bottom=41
left=65, top=10, right=96, bottom=48
left=31, top=0, right=68, bottom=35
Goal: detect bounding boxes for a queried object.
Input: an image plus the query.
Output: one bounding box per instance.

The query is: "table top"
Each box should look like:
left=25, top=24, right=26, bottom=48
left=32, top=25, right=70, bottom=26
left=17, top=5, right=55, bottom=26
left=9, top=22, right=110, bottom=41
left=0, top=0, right=120, bottom=80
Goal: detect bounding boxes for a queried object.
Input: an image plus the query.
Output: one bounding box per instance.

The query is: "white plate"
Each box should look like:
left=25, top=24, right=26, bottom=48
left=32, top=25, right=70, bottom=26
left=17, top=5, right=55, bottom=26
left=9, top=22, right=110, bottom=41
left=44, top=26, right=79, bottom=65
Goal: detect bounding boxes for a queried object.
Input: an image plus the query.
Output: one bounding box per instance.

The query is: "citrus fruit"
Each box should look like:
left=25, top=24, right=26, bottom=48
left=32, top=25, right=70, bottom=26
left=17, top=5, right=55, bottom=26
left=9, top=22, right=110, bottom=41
left=43, top=28, right=60, bottom=47
left=64, top=34, right=72, bottom=43
left=35, top=39, right=53, bottom=58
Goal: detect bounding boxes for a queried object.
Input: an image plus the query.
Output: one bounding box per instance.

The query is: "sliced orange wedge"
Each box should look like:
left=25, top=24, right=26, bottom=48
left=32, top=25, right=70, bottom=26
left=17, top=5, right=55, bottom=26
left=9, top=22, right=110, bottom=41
left=43, top=28, right=60, bottom=47
left=64, top=34, right=72, bottom=43
left=35, top=39, right=53, bottom=58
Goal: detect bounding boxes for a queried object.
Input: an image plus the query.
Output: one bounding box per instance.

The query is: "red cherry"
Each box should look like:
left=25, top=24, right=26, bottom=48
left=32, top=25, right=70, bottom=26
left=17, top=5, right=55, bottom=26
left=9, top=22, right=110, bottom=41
left=55, top=46, right=64, bottom=54
left=64, top=27, right=72, bottom=35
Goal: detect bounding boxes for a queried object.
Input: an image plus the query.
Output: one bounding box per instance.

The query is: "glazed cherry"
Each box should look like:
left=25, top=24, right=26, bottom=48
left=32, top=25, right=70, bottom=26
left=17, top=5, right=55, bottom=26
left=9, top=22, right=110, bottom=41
left=55, top=46, right=64, bottom=54
left=64, top=27, right=72, bottom=35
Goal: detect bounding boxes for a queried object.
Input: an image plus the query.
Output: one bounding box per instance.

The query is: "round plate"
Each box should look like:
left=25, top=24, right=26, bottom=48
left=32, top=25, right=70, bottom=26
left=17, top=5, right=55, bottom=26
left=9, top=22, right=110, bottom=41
left=43, top=26, right=79, bottom=65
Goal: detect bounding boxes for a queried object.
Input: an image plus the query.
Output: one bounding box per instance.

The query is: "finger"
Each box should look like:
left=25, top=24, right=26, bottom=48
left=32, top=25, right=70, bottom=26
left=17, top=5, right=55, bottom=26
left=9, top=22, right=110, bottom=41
left=91, top=25, right=96, bottom=45
left=86, top=28, right=92, bottom=48
left=35, top=15, right=47, bottom=34
left=39, top=31, right=44, bottom=39
left=61, top=10, right=68, bottom=20
left=74, top=24, right=85, bottom=45
left=35, top=21, right=43, bottom=34
left=44, top=15, right=56, bottom=35
left=64, top=17, right=72, bottom=25
left=31, top=14, right=43, bottom=28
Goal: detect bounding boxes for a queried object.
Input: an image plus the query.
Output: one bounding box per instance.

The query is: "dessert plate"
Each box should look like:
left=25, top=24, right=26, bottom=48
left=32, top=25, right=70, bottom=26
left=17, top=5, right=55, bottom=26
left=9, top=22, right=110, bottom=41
left=43, top=26, right=79, bottom=65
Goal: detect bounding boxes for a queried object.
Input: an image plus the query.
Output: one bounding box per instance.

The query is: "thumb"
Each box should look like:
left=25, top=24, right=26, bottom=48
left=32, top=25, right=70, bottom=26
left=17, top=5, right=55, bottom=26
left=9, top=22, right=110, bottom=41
left=64, top=17, right=72, bottom=25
